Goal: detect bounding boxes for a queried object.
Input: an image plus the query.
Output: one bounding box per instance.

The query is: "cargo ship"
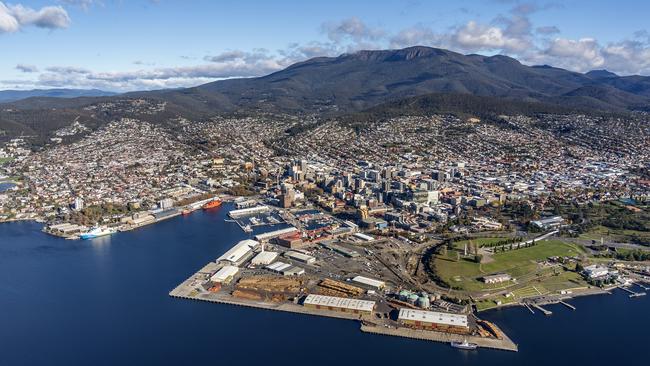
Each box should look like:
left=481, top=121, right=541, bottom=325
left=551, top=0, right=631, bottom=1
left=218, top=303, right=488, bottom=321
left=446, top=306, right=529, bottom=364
left=80, top=226, right=116, bottom=240
left=202, top=199, right=222, bottom=210
left=450, top=340, right=478, bottom=350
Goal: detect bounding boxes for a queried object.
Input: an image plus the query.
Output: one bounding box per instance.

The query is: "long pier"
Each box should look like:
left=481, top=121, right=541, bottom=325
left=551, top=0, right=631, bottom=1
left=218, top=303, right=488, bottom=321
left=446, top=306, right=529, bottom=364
left=524, top=303, right=535, bottom=314
left=618, top=286, right=646, bottom=298
left=635, top=283, right=650, bottom=291
left=559, top=301, right=576, bottom=310
left=532, top=304, right=553, bottom=315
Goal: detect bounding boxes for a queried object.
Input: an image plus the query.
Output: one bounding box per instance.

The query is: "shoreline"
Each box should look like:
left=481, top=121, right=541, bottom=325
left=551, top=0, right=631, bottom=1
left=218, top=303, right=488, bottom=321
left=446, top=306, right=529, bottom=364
left=9, top=195, right=238, bottom=239
left=476, top=286, right=612, bottom=313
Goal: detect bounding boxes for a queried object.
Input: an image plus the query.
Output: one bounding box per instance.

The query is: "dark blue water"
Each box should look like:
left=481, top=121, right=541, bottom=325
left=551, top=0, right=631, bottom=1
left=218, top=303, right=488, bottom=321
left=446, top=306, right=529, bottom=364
left=1, top=203, right=648, bottom=366
left=0, top=182, right=15, bottom=192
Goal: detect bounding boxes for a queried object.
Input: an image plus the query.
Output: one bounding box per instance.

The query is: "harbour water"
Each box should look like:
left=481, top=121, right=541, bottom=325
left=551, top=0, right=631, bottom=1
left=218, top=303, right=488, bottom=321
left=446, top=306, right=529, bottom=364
left=0, top=203, right=648, bottom=366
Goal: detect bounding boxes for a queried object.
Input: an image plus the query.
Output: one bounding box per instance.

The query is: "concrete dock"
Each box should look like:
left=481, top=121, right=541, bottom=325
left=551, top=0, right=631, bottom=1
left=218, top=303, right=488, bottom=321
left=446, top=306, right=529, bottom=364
left=532, top=304, right=553, bottom=315
left=169, top=273, right=519, bottom=352
left=618, top=286, right=646, bottom=298
left=360, top=325, right=518, bottom=352
left=559, top=301, right=576, bottom=310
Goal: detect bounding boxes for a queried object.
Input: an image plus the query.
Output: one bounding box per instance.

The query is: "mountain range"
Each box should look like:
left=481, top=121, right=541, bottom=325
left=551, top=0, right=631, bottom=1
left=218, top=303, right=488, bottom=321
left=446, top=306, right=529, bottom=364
left=2, top=46, right=650, bottom=143
left=0, top=89, right=116, bottom=103
left=145, top=46, right=650, bottom=114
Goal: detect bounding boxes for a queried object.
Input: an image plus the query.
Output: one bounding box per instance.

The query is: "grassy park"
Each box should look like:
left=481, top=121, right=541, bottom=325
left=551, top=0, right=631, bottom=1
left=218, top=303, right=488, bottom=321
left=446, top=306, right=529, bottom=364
left=474, top=271, right=587, bottom=311
left=435, top=239, right=584, bottom=291
left=579, top=225, right=650, bottom=244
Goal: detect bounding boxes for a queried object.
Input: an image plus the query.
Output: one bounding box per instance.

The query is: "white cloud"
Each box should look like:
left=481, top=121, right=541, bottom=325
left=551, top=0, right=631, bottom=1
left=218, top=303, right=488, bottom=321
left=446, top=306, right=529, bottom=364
left=452, top=20, right=530, bottom=53
left=15, top=63, right=38, bottom=72
left=0, top=2, right=70, bottom=34
left=390, top=26, right=439, bottom=49
left=0, top=3, right=20, bottom=33
left=322, top=17, right=384, bottom=44
left=601, top=40, right=650, bottom=75
left=542, top=37, right=605, bottom=70
left=60, top=0, right=101, bottom=11
left=536, top=25, right=560, bottom=35
left=45, top=65, right=91, bottom=74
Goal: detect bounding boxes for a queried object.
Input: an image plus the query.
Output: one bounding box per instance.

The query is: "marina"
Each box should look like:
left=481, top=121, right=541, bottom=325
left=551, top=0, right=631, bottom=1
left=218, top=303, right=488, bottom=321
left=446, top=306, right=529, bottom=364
left=559, top=301, right=576, bottom=310
left=618, top=286, right=647, bottom=298
left=225, top=204, right=288, bottom=233
left=531, top=304, right=553, bottom=316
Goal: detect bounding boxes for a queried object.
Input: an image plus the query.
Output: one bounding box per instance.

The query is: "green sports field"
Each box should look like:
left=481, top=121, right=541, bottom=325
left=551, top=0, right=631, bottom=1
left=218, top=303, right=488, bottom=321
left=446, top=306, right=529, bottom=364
left=435, top=239, right=584, bottom=291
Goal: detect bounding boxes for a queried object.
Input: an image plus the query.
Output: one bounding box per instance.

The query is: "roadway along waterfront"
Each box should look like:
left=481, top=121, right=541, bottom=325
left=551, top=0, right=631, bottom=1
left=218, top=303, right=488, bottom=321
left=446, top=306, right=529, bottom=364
left=0, top=203, right=648, bottom=366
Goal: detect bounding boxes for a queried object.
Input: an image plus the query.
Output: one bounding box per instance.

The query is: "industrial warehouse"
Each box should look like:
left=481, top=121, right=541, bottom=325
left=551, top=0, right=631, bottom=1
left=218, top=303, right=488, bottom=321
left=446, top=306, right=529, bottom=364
left=216, top=239, right=258, bottom=265
left=168, top=206, right=519, bottom=352
left=303, top=294, right=376, bottom=316
left=398, top=309, right=470, bottom=334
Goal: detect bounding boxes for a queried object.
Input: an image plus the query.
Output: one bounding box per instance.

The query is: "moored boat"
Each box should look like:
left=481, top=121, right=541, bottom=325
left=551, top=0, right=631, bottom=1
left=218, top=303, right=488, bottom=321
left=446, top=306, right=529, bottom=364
left=202, top=199, right=222, bottom=210
left=450, top=340, right=478, bottom=350
left=80, top=226, right=116, bottom=240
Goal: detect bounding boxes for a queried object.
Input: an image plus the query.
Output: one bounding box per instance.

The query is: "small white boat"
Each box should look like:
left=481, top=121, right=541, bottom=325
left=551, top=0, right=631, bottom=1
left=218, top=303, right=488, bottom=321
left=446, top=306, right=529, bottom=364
left=450, top=339, right=478, bottom=350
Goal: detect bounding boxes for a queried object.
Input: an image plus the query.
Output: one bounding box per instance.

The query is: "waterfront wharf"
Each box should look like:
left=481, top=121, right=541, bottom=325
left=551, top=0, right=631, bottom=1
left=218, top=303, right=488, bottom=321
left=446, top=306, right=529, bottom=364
left=524, top=303, right=535, bottom=314
left=169, top=271, right=518, bottom=352
left=359, top=324, right=518, bottom=352
left=559, top=301, right=576, bottom=310
left=532, top=304, right=553, bottom=315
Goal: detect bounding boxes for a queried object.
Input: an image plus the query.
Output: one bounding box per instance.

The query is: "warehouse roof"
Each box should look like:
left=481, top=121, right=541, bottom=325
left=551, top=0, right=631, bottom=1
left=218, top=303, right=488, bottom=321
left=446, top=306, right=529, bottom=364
left=303, top=294, right=375, bottom=312
left=353, top=232, right=375, bottom=241
left=285, top=251, right=316, bottom=263
left=251, top=251, right=278, bottom=265
left=254, top=227, right=298, bottom=241
left=217, top=239, right=258, bottom=264
left=266, top=261, right=305, bottom=275
left=210, top=265, right=239, bottom=283
left=352, top=275, right=386, bottom=289
left=398, top=309, right=468, bottom=328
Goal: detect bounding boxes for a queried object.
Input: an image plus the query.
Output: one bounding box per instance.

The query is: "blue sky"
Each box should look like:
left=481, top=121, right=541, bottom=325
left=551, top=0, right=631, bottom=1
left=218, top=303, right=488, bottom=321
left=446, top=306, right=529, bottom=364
left=2, top=0, right=650, bottom=91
